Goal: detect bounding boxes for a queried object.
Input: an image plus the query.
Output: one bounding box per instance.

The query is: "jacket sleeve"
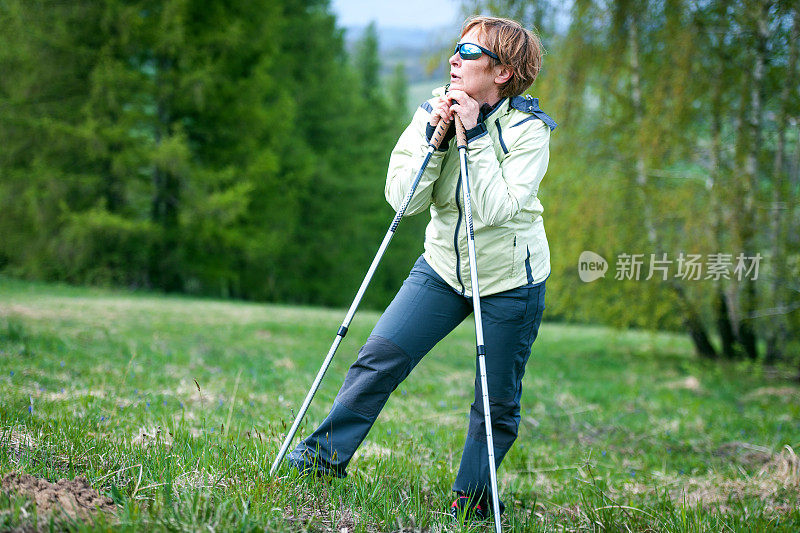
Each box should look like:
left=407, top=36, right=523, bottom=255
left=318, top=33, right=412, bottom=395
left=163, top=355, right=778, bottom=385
left=465, top=118, right=550, bottom=227
left=384, top=105, right=448, bottom=216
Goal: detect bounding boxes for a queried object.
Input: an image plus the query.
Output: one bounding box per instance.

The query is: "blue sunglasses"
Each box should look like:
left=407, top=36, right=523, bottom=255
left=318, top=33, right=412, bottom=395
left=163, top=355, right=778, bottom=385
left=454, top=42, right=500, bottom=61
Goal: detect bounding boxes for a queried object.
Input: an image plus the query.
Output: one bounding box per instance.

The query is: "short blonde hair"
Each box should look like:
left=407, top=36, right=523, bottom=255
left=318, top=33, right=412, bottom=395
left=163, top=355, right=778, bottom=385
left=461, top=16, right=542, bottom=98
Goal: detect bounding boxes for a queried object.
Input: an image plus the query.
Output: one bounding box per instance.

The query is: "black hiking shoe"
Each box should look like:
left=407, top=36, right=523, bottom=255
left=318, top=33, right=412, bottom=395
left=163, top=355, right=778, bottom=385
left=287, top=452, right=346, bottom=478
left=450, top=492, right=505, bottom=521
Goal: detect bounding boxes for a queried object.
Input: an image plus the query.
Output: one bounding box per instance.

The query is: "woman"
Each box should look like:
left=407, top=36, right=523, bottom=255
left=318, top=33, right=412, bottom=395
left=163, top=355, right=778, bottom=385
left=289, top=15, right=556, bottom=520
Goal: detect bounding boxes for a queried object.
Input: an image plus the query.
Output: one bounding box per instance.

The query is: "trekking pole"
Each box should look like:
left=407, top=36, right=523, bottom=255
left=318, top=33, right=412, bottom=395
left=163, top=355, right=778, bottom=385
left=454, top=114, right=502, bottom=533
left=270, top=118, right=452, bottom=476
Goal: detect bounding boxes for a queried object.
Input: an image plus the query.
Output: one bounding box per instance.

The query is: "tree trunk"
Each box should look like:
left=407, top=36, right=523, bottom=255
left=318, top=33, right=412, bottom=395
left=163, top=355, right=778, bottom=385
left=150, top=55, right=181, bottom=292
left=736, top=0, right=770, bottom=360
left=716, top=291, right=738, bottom=357
left=628, top=12, right=717, bottom=358
left=707, top=55, right=738, bottom=359
left=793, top=118, right=800, bottom=195
left=669, top=281, right=718, bottom=358
left=765, top=9, right=797, bottom=363
left=629, top=19, right=657, bottom=246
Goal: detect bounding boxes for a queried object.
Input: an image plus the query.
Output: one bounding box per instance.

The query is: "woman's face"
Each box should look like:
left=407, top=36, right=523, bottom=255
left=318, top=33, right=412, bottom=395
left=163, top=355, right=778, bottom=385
left=448, top=27, right=501, bottom=104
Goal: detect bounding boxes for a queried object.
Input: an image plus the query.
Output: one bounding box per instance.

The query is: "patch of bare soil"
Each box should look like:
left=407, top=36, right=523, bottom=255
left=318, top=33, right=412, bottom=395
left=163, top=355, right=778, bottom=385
left=711, top=440, right=773, bottom=469
left=173, top=470, right=232, bottom=491
left=281, top=489, right=375, bottom=533
left=3, top=429, right=37, bottom=464
left=131, top=425, right=174, bottom=448
left=743, top=386, right=800, bottom=401
left=619, top=445, right=800, bottom=514
left=1, top=473, right=116, bottom=522
left=664, top=375, right=702, bottom=391
left=685, top=444, right=800, bottom=511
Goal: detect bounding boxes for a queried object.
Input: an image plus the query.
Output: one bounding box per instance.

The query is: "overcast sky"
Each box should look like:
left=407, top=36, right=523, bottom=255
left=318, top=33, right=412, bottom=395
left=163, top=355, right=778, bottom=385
left=330, top=0, right=462, bottom=29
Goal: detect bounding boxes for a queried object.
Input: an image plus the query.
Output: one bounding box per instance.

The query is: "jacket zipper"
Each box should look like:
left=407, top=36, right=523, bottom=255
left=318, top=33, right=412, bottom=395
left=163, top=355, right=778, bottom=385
left=453, top=177, right=465, bottom=295
left=513, top=235, right=517, bottom=276
left=495, top=119, right=509, bottom=154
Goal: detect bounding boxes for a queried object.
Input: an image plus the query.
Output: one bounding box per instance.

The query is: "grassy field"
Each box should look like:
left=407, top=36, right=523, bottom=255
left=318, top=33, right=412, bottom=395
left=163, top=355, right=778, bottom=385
left=0, top=276, right=798, bottom=531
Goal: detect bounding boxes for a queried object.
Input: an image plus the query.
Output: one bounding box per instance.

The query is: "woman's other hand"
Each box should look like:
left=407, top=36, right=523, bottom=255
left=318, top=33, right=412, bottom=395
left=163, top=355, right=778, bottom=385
left=446, top=89, right=480, bottom=130
left=428, top=96, right=454, bottom=127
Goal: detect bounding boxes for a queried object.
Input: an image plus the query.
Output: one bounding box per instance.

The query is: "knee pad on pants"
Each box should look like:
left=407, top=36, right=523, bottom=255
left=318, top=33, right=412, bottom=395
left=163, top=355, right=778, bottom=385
left=336, top=335, right=411, bottom=418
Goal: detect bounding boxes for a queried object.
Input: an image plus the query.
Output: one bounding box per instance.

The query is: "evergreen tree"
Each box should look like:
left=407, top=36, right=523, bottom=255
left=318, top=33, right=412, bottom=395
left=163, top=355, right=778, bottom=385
left=389, top=63, right=410, bottom=123
left=0, top=0, right=393, bottom=305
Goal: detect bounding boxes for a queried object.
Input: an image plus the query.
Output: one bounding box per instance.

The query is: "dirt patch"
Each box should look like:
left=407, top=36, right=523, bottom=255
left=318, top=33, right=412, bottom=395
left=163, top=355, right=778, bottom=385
left=353, top=442, right=395, bottom=460
left=712, top=441, right=773, bottom=468
left=743, top=386, right=800, bottom=401
left=618, top=445, right=800, bottom=513
left=664, top=375, right=702, bottom=391
left=173, top=470, right=233, bottom=491
left=335, top=508, right=357, bottom=533
left=2, top=429, right=37, bottom=464
left=1, top=305, right=60, bottom=321
left=131, top=426, right=174, bottom=448
left=1, top=473, right=116, bottom=521
left=282, top=490, right=373, bottom=533
left=275, top=357, right=296, bottom=370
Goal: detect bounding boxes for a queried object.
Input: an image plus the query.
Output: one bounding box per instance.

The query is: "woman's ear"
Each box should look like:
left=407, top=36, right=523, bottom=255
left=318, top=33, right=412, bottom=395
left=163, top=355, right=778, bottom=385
left=494, top=65, right=513, bottom=85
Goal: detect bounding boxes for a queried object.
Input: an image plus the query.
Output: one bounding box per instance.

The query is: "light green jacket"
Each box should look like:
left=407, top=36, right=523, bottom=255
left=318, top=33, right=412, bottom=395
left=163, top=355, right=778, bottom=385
left=385, top=87, right=557, bottom=297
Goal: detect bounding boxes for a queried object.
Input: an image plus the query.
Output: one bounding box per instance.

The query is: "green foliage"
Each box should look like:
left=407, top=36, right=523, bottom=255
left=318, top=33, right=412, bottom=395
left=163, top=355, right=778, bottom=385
left=355, top=22, right=383, bottom=102
left=53, top=206, right=156, bottom=287
left=389, top=63, right=410, bottom=118
left=463, top=0, right=800, bottom=362
left=0, top=0, right=417, bottom=309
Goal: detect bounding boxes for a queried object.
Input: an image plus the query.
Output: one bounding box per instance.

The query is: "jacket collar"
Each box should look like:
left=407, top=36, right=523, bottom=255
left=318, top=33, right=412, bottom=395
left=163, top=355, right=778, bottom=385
left=479, top=98, right=507, bottom=122
left=509, top=95, right=558, bottom=130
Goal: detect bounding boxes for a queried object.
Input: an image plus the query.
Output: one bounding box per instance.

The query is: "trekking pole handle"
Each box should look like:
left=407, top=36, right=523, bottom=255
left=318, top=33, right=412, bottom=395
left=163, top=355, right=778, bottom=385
left=429, top=118, right=451, bottom=149
left=454, top=114, right=467, bottom=148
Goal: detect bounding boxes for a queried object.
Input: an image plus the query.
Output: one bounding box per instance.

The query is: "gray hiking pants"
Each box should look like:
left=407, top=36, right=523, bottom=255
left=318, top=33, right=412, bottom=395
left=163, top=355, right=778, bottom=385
left=289, top=255, right=546, bottom=498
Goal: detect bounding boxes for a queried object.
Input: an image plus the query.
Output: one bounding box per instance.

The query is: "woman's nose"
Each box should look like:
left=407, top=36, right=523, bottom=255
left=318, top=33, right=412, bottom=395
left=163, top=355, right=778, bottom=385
left=449, top=53, right=460, bottom=66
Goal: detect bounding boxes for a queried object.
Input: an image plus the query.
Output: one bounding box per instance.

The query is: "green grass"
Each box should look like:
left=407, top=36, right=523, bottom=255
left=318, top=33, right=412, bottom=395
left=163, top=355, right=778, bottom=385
left=1, top=275, right=798, bottom=531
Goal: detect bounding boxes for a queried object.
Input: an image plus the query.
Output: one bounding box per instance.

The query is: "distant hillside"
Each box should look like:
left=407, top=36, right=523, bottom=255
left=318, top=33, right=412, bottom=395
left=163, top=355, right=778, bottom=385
left=343, top=25, right=450, bottom=86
